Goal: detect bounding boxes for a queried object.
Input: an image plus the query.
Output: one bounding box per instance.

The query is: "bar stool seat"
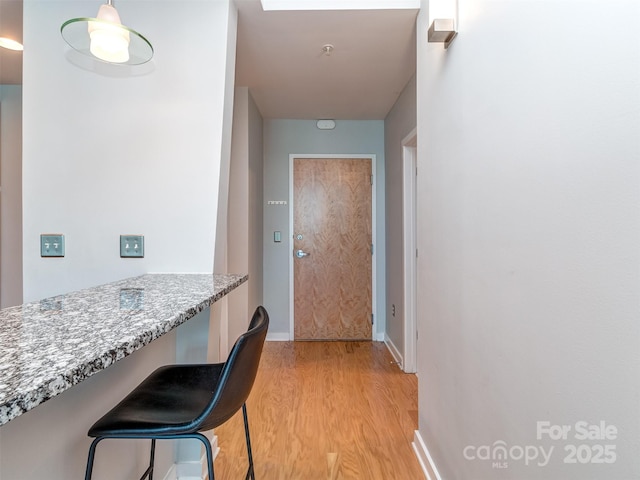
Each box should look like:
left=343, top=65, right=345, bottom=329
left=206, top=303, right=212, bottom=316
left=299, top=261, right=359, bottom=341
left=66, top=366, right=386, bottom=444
left=84, top=306, right=269, bottom=480
left=88, top=363, right=225, bottom=436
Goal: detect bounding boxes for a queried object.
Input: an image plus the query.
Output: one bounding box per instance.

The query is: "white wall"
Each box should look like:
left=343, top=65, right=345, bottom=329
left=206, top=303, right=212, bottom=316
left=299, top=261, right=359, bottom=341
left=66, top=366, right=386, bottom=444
left=263, top=119, right=386, bottom=338
left=246, top=91, right=265, bottom=322
left=209, top=0, right=239, bottom=361
left=0, top=85, right=23, bottom=307
left=6, top=1, right=238, bottom=478
left=384, top=74, right=416, bottom=359
left=228, top=87, right=264, bottom=346
left=415, top=1, right=640, bottom=479
left=22, top=0, right=235, bottom=301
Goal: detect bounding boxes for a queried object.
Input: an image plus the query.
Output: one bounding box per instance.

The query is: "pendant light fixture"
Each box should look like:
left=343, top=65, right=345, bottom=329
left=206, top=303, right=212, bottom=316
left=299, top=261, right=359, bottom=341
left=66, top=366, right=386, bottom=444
left=61, top=0, right=153, bottom=65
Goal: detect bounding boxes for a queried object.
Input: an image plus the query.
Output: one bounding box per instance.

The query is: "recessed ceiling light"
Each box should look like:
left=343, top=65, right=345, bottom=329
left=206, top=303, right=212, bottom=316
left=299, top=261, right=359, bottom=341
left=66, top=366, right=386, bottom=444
left=0, top=37, right=24, bottom=51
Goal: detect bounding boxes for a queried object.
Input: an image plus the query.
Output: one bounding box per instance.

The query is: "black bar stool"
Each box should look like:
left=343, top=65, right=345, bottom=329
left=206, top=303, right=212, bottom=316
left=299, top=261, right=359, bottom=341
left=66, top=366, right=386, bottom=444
left=84, top=306, right=269, bottom=480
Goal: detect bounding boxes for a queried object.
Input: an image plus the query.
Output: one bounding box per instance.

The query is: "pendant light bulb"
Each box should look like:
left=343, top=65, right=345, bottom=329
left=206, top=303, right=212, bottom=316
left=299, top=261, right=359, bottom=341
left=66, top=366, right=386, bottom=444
left=88, top=2, right=130, bottom=63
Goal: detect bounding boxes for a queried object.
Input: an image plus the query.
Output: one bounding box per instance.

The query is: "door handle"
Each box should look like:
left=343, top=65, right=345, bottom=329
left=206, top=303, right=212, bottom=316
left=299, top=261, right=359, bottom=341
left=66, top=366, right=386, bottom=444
left=295, top=249, right=310, bottom=258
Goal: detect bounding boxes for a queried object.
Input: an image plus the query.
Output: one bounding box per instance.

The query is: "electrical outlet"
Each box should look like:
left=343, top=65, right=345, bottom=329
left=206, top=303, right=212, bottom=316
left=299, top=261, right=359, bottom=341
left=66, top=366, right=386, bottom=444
left=120, top=288, right=145, bottom=310
left=120, top=235, right=144, bottom=258
left=41, top=234, right=65, bottom=257
left=40, top=297, right=63, bottom=311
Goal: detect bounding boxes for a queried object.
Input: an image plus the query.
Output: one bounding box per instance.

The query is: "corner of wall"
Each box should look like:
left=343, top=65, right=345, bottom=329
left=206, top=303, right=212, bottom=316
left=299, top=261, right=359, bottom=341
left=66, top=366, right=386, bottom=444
left=0, top=85, right=23, bottom=307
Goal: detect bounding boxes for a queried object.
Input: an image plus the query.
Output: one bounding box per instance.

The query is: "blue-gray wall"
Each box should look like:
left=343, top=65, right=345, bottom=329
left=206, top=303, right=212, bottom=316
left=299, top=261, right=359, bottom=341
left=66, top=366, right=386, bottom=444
left=262, top=119, right=386, bottom=338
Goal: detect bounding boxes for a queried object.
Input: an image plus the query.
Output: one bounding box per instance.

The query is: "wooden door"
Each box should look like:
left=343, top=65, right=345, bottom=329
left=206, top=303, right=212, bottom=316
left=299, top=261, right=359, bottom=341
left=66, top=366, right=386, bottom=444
left=293, top=158, right=372, bottom=340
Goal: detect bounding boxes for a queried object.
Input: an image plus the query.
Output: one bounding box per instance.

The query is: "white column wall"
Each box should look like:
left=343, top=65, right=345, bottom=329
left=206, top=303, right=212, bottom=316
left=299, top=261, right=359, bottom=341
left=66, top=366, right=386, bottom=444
left=211, top=1, right=239, bottom=361
left=227, top=87, right=264, bottom=348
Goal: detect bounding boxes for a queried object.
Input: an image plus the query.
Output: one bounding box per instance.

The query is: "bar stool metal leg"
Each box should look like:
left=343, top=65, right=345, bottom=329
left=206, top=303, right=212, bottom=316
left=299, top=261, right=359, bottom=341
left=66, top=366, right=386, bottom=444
left=141, top=438, right=156, bottom=480
left=242, top=403, right=255, bottom=480
left=85, top=437, right=103, bottom=480
left=85, top=435, right=212, bottom=480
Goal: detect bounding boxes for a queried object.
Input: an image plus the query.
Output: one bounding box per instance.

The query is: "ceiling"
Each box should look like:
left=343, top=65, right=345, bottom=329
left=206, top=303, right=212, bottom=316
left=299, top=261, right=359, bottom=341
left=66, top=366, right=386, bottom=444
left=234, top=0, right=418, bottom=119
left=0, top=0, right=418, bottom=119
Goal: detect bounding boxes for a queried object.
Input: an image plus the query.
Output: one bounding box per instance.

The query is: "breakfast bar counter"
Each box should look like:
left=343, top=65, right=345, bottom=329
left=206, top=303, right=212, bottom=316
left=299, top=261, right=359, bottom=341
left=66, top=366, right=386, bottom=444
left=0, top=273, right=247, bottom=479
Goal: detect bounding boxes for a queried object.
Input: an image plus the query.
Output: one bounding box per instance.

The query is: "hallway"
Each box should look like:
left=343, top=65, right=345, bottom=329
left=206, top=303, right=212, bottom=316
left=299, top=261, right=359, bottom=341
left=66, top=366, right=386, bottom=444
left=215, top=341, right=424, bottom=479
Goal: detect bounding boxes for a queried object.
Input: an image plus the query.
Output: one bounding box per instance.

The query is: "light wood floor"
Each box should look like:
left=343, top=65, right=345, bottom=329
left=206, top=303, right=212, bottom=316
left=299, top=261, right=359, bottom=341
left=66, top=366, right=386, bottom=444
left=214, top=341, right=424, bottom=479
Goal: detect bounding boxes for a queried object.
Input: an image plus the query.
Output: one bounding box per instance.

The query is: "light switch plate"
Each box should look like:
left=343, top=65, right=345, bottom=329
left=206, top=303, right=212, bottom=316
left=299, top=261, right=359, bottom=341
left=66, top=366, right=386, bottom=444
left=120, top=235, right=144, bottom=258
left=41, top=234, right=65, bottom=257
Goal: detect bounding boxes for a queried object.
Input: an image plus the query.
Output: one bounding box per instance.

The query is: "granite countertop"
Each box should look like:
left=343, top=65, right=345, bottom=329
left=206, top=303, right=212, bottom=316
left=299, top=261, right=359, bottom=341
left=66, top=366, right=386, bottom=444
left=0, top=273, right=247, bottom=427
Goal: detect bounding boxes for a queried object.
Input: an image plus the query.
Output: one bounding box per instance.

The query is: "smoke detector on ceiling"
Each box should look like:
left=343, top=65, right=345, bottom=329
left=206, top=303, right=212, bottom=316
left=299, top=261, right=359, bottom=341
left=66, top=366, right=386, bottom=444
left=321, top=44, right=334, bottom=56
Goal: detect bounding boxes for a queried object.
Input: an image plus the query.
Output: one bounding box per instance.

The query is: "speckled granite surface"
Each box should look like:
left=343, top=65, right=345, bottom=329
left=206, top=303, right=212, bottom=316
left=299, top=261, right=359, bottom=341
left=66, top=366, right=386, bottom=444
left=0, top=273, right=247, bottom=427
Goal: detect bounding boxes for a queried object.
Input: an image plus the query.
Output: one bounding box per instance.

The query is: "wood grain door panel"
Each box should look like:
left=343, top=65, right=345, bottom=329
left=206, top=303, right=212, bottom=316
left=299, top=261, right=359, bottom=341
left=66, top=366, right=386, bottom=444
left=294, top=158, right=372, bottom=340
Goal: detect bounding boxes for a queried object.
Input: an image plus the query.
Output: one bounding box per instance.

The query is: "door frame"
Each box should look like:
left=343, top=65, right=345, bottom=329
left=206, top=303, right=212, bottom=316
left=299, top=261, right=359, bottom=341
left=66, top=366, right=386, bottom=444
left=402, top=129, right=417, bottom=373
left=289, top=154, right=377, bottom=341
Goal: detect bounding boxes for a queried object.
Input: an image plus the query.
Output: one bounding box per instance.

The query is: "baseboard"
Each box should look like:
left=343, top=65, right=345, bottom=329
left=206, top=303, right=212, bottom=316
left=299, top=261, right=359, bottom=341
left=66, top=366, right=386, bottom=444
left=163, top=463, right=177, bottom=480
left=383, top=334, right=403, bottom=369
left=266, top=332, right=291, bottom=341
left=162, top=435, right=219, bottom=480
left=162, top=455, right=219, bottom=480
left=413, top=430, right=443, bottom=480
left=267, top=333, right=386, bottom=341
left=267, top=333, right=386, bottom=342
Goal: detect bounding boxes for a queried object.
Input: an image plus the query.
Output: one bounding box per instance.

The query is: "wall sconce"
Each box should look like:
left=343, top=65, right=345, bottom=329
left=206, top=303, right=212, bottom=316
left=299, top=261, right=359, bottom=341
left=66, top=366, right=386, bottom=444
left=428, top=19, right=457, bottom=49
